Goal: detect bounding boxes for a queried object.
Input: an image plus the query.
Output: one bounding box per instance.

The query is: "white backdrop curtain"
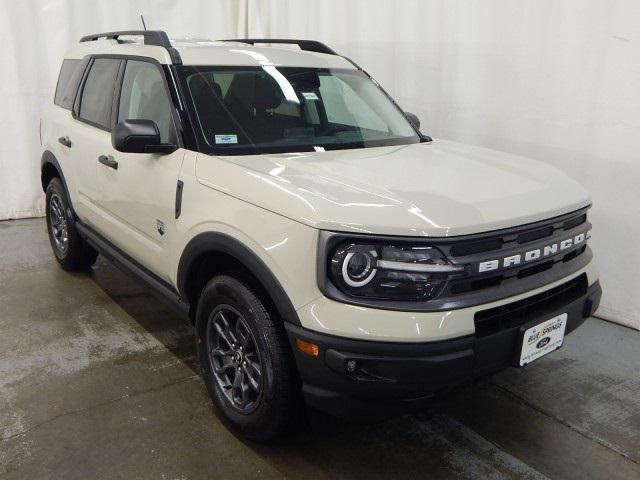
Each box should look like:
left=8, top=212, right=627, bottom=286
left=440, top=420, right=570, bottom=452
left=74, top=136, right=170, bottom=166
left=1, top=0, right=638, bottom=330
left=246, top=0, right=640, bottom=330
left=0, top=0, right=246, bottom=219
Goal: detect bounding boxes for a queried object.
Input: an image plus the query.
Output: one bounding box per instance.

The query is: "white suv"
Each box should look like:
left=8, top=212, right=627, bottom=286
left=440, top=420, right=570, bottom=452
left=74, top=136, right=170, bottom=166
left=40, top=31, right=602, bottom=440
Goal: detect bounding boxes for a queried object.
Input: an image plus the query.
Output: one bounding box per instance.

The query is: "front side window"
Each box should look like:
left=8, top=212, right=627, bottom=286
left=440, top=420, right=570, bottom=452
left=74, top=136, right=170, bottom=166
left=117, top=60, right=173, bottom=143
left=78, top=58, right=121, bottom=129
left=179, top=66, right=419, bottom=155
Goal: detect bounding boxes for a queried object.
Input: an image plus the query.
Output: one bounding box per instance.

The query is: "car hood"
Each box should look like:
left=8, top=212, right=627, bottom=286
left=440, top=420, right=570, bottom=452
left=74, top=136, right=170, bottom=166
left=196, top=139, right=591, bottom=237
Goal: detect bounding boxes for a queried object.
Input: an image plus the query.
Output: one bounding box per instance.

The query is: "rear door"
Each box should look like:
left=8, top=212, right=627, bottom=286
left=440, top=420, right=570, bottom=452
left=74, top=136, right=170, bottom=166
left=46, top=58, right=89, bottom=211
left=69, top=57, right=122, bottom=226
left=94, top=58, right=185, bottom=281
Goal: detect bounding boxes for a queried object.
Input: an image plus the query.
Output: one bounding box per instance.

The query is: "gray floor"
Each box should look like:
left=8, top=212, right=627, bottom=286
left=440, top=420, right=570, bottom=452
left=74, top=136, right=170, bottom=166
left=1, top=218, right=638, bottom=480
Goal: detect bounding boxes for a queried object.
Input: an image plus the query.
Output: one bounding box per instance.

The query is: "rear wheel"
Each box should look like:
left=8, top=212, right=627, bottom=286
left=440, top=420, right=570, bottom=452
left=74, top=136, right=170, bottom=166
left=45, top=177, right=98, bottom=270
left=195, top=275, right=300, bottom=441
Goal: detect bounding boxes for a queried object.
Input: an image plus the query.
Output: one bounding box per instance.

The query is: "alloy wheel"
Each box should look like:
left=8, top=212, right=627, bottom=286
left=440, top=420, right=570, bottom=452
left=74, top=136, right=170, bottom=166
left=206, top=305, right=263, bottom=413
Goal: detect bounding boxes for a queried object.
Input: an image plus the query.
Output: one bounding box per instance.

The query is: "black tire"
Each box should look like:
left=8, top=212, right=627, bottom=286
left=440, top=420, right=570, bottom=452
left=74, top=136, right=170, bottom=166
left=195, top=275, right=300, bottom=441
left=45, top=177, right=98, bottom=270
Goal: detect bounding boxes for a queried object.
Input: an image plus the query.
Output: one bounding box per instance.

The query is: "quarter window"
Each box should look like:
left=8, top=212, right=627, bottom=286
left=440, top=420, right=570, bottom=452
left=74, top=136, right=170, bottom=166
left=118, top=60, right=173, bottom=143
left=54, top=59, right=84, bottom=110
left=78, top=58, right=121, bottom=129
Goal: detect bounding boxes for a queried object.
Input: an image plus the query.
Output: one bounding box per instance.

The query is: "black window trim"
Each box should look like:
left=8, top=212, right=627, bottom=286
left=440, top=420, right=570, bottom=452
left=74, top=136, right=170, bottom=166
left=164, top=64, right=197, bottom=150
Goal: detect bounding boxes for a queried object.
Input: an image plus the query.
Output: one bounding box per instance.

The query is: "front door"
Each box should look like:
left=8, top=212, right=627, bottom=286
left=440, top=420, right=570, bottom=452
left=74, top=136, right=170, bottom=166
left=94, top=58, right=185, bottom=282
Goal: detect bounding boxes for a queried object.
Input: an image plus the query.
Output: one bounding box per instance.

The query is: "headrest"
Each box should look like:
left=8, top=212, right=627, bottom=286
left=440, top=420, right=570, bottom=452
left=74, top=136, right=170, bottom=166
left=224, top=74, right=255, bottom=111
left=189, top=75, right=222, bottom=100
left=289, top=71, right=321, bottom=90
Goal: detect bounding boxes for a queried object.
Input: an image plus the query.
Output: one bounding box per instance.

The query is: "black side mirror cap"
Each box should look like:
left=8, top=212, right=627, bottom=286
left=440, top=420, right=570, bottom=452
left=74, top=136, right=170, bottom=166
left=404, top=111, right=421, bottom=131
left=404, top=112, right=432, bottom=142
left=112, top=119, right=177, bottom=154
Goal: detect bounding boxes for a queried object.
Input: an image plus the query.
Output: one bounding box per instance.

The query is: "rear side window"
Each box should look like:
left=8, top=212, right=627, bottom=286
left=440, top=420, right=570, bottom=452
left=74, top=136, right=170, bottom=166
left=54, top=59, right=84, bottom=110
left=78, top=58, right=121, bottom=130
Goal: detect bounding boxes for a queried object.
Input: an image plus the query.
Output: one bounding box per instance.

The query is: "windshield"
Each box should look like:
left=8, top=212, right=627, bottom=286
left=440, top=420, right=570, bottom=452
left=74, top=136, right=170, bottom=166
left=177, top=66, right=421, bottom=155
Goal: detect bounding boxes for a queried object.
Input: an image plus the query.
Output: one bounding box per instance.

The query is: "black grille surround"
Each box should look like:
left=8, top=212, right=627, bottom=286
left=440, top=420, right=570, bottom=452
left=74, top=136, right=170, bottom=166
left=441, top=212, right=591, bottom=297
left=318, top=206, right=593, bottom=312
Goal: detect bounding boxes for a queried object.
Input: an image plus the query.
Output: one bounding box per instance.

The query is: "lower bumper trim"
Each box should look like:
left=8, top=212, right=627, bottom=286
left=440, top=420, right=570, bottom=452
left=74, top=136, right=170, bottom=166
left=285, top=280, right=602, bottom=419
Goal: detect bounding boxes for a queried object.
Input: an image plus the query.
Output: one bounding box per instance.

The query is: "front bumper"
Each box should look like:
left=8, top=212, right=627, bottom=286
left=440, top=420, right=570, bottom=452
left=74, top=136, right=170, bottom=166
left=285, top=279, right=602, bottom=419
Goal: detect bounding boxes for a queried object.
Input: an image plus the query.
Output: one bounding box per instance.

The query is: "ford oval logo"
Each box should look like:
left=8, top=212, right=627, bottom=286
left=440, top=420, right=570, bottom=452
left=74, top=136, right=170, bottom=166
left=536, top=337, right=551, bottom=349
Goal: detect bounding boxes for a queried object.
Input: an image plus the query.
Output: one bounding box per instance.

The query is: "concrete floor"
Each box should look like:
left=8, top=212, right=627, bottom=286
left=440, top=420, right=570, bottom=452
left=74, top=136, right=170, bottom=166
left=1, top=218, right=638, bottom=480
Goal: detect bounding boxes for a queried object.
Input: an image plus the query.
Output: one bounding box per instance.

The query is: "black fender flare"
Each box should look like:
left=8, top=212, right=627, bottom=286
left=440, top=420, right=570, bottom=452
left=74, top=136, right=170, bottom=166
left=177, top=232, right=301, bottom=325
left=41, top=150, right=78, bottom=218
left=41, top=150, right=65, bottom=191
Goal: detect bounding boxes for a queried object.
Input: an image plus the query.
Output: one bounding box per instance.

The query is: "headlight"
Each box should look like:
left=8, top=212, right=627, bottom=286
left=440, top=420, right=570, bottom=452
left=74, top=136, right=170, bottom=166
left=328, top=241, right=464, bottom=301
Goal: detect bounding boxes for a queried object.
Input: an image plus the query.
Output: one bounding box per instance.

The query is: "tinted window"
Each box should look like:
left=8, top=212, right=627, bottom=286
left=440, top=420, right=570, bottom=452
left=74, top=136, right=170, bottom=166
left=54, top=59, right=84, bottom=110
left=118, top=60, right=173, bottom=142
left=79, top=58, right=120, bottom=129
left=180, top=66, right=419, bottom=155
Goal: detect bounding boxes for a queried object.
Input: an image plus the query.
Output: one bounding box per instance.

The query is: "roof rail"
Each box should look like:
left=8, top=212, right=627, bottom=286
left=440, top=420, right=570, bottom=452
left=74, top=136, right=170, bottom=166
left=79, top=30, right=182, bottom=65
left=218, top=38, right=338, bottom=56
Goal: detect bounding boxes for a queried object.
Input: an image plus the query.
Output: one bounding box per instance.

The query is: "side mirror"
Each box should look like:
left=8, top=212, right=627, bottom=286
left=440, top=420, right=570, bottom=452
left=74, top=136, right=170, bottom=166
left=112, top=119, right=177, bottom=154
left=405, top=112, right=421, bottom=131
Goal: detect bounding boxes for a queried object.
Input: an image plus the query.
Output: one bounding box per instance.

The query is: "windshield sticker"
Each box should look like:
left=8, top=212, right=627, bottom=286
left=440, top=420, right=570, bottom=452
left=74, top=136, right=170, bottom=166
left=301, top=92, right=319, bottom=101
left=214, top=134, right=238, bottom=144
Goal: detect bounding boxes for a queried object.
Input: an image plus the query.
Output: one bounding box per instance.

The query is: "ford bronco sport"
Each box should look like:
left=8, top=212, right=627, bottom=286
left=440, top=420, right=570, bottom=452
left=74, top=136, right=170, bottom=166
left=40, top=31, right=602, bottom=440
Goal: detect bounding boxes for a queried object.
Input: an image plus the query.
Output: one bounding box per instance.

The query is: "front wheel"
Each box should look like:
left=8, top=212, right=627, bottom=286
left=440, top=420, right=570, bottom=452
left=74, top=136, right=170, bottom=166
left=195, top=275, right=301, bottom=441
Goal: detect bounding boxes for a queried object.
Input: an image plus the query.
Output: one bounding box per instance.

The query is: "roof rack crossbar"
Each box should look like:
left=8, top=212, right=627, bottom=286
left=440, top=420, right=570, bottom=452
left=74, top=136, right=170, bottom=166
left=218, top=38, right=338, bottom=56
left=79, top=30, right=182, bottom=64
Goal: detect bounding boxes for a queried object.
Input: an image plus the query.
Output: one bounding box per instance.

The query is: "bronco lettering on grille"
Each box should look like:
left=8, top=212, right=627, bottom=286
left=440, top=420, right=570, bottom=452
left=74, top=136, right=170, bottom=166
left=477, top=230, right=591, bottom=273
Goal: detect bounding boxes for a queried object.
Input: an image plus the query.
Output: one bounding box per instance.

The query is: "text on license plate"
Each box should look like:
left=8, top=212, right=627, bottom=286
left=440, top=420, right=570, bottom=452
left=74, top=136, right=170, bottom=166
left=519, top=313, right=568, bottom=366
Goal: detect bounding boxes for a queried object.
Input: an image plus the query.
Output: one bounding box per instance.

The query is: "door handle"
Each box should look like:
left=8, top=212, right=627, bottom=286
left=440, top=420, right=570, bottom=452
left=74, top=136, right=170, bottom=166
left=58, top=136, right=72, bottom=148
left=98, top=154, right=118, bottom=170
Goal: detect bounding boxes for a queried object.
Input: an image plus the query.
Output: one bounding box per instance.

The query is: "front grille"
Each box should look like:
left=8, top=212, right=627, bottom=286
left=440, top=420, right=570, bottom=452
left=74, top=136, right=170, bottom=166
left=442, top=209, right=590, bottom=296
left=473, top=273, right=588, bottom=337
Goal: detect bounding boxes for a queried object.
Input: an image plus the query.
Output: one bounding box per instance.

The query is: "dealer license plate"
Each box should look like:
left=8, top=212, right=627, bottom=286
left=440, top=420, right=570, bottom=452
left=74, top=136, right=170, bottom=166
left=519, top=313, right=567, bottom=367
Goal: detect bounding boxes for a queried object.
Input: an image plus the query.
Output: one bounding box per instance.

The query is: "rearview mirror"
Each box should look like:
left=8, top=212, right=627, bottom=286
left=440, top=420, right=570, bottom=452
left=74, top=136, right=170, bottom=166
left=405, top=112, right=421, bottom=131
left=112, top=119, right=177, bottom=154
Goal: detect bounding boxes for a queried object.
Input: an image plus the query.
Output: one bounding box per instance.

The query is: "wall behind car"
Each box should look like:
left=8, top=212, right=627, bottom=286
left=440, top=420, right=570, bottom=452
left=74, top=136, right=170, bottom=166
left=0, top=0, right=246, bottom=219
left=1, top=0, right=637, bottom=330
left=244, top=0, right=640, bottom=330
